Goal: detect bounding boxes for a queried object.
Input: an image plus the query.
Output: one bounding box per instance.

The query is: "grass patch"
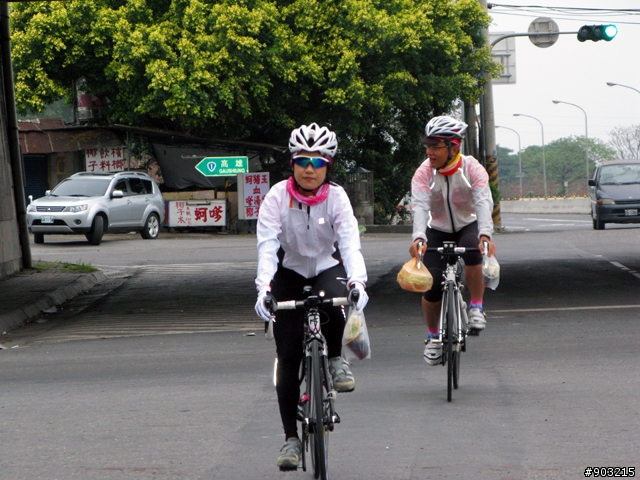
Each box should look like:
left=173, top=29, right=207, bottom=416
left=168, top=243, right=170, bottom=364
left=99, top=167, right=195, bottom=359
left=31, top=260, right=98, bottom=273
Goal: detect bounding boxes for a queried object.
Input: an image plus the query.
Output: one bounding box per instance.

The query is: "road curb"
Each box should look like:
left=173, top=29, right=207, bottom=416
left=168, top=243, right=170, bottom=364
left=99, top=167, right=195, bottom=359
left=0, top=271, right=107, bottom=334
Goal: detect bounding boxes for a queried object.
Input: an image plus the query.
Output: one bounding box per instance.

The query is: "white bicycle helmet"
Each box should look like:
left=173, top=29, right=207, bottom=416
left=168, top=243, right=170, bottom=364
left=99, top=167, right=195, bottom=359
left=424, top=116, right=468, bottom=141
left=289, top=123, right=338, bottom=164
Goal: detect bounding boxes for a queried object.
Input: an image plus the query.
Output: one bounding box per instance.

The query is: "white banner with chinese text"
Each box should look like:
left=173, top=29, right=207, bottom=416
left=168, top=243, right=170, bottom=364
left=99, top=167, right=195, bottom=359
left=165, top=200, right=227, bottom=227
left=85, top=146, right=127, bottom=173
left=237, top=173, right=270, bottom=220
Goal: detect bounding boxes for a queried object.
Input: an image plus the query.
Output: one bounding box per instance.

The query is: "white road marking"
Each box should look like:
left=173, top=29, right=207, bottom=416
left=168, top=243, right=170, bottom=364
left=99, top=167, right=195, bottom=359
left=490, top=304, right=640, bottom=313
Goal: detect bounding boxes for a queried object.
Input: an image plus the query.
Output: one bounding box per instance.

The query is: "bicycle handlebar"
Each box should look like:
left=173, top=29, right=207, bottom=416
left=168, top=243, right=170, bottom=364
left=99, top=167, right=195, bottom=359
left=264, top=289, right=357, bottom=340
left=272, top=296, right=351, bottom=311
left=425, top=246, right=481, bottom=254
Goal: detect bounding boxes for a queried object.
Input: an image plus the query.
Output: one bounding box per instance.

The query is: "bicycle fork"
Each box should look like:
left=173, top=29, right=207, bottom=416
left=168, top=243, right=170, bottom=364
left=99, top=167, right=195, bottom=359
left=437, top=269, right=466, bottom=354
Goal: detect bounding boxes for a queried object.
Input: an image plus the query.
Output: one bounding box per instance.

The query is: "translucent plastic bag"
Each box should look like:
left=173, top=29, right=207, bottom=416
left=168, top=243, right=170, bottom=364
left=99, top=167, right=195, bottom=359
left=342, top=308, right=371, bottom=361
left=396, top=254, right=433, bottom=293
left=482, top=254, right=500, bottom=290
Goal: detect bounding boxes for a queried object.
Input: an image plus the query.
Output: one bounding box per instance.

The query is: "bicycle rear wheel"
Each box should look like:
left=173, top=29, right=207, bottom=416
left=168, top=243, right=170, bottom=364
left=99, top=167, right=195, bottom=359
left=309, top=341, right=328, bottom=480
left=445, top=283, right=455, bottom=402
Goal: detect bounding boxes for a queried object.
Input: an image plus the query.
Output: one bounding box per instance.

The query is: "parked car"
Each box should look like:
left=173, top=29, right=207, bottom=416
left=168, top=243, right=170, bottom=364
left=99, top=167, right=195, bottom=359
left=588, top=160, right=640, bottom=230
left=27, top=171, right=165, bottom=245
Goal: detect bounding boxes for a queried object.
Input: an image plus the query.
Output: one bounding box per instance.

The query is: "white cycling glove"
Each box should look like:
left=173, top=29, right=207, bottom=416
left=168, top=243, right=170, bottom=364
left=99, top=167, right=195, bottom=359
left=348, top=282, right=368, bottom=312
left=255, top=288, right=275, bottom=322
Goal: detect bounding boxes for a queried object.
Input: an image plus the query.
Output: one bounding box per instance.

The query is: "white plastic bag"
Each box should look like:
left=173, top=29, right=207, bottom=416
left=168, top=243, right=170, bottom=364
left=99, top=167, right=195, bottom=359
left=342, top=308, right=371, bottom=361
left=482, top=254, right=500, bottom=290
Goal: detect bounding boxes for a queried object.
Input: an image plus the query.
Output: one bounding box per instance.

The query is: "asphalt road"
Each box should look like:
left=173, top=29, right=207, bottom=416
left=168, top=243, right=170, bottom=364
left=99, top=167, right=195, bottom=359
left=2, top=225, right=640, bottom=479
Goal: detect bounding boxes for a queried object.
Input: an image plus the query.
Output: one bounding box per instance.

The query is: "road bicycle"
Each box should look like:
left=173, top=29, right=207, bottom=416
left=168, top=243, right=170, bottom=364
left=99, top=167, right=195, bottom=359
left=425, top=241, right=481, bottom=402
left=266, top=286, right=357, bottom=480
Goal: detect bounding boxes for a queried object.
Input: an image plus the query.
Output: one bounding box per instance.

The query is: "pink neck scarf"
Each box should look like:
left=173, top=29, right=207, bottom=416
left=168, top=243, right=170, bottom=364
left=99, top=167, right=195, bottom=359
left=437, top=153, right=462, bottom=176
left=286, top=176, right=330, bottom=206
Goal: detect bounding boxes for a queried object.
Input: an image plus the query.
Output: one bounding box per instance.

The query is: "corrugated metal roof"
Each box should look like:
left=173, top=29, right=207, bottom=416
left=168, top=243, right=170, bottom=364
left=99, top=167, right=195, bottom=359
left=18, top=120, right=286, bottom=155
left=19, top=122, right=124, bottom=154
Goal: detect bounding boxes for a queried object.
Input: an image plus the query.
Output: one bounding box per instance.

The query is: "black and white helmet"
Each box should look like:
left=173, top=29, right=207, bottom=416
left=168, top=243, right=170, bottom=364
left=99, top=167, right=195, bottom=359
left=289, top=123, right=338, bottom=161
left=424, top=116, right=467, bottom=141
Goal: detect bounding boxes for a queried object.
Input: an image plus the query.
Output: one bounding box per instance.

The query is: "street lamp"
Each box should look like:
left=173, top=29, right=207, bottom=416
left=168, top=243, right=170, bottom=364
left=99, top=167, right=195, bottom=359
left=495, top=125, right=523, bottom=198
left=513, top=113, right=547, bottom=197
left=552, top=100, right=589, bottom=183
left=606, top=82, right=640, bottom=95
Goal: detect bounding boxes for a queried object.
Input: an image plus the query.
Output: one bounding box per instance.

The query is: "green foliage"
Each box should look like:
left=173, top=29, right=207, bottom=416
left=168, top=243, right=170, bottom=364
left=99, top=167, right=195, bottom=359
left=489, top=180, right=500, bottom=205
left=497, top=136, right=616, bottom=197
left=11, top=0, right=497, bottom=222
left=31, top=260, right=97, bottom=273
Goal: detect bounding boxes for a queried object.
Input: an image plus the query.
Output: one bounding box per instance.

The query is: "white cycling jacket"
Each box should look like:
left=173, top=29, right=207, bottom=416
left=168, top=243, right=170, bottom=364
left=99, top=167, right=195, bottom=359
left=256, top=180, right=367, bottom=291
left=411, top=153, right=494, bottom=242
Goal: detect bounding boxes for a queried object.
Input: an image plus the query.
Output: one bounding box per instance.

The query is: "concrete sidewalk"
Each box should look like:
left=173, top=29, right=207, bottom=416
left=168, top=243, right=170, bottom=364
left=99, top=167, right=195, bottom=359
left=0, top=268, right=107, bottom=339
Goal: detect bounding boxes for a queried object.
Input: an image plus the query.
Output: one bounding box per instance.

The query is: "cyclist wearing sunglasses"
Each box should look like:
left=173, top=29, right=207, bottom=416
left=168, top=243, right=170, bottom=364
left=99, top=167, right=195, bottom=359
left=254, top=123, right=368, bottom=469
left=408, top=116, right=497, bottom=365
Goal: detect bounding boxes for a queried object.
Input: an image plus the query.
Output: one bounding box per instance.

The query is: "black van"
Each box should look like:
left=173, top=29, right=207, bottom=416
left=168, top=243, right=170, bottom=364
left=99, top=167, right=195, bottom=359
left=588, top=160, right=640, bottom=230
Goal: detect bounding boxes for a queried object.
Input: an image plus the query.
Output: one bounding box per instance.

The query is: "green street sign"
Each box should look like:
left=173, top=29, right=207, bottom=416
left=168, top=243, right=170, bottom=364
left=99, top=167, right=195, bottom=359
left=195, top=156, right=248, bottom=177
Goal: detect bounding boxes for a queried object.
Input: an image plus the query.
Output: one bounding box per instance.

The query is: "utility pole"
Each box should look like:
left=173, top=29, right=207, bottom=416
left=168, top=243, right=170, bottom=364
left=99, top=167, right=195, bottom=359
left=479, top=0, right=502, bottom=231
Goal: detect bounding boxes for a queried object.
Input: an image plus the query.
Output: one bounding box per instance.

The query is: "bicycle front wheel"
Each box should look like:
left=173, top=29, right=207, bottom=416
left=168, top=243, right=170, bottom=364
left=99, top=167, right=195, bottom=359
left=453, top=294, right=464, bottom=389
left=453, top=347, right=460, bottom=389
left=445, top=283, right=455, bottom=402
left=310, top=341, right=328, bottom=480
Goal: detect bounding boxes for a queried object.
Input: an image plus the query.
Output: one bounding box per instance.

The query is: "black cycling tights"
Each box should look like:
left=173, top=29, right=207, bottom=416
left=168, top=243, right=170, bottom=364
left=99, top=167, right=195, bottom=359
left=422, top=222, right=483, bottom=303
left=271, top=263, right=348, bottom=439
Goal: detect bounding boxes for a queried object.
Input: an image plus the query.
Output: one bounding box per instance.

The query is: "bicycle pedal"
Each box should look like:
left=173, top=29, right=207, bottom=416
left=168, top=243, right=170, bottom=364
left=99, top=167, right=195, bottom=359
left=279, top=466, right=298, bottom=472
left=467, top=329, right=480, bottom=337
left=333, top=412, right=341, bottom=424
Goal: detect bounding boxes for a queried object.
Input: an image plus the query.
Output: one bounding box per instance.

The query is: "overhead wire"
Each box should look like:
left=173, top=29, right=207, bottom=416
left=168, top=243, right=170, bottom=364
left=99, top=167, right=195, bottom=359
left=488, top=4, right=640, bottom=26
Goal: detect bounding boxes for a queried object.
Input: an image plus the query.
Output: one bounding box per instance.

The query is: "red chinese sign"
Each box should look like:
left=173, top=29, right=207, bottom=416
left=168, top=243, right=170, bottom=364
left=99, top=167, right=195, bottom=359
left=166, top=200, right=227, bottom=227
left=238, top=173, right=270, bottom=219
left=85, top=147, right=127, bottom=173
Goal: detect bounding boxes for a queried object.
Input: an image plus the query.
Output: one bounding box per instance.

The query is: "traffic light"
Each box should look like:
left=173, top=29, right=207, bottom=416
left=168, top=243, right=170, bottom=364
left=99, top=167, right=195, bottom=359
left=577, top=24, right=618, bottom=42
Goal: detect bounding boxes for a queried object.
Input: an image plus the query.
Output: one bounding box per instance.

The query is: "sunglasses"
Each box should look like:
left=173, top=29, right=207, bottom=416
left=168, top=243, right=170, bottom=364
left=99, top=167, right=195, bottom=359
left=425, top=144, right=448, bottom=151
left=293, top=156, right=329, bottom=169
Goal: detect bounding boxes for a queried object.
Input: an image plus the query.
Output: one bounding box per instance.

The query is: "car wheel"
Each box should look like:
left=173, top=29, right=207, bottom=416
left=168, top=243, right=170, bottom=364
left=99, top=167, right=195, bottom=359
left=86, top=215, right=104, bottom=245
left=141, top=213, right=160, bottom=239
left=34, top=233, right=44, bottom=244
left=593, top=217, right=605, bottom=230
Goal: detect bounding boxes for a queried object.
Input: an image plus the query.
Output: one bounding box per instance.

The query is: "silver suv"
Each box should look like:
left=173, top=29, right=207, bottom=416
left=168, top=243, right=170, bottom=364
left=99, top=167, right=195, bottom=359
left=27, top=171, right=165, bottom=245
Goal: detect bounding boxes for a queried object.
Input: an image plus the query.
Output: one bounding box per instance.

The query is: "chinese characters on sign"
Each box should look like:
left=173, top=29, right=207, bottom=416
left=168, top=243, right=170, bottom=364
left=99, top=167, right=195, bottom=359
left=195, top=156, right=249, bottom=176
left=238, top=173, right=270, bottom=219
left=166, top=200, right=227, bottom=227
left=85, top=147, right=127, bottom=173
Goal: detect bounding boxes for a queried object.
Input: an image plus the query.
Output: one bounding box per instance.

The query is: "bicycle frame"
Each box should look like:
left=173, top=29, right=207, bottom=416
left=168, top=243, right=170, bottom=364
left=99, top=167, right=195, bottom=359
left=300, top=299, right=339, bottom=431
left=437, top=259, right=466, bottom=351
left=429, top=242, right=468, bottom=350
left=425, top=241, right=478, bottom=401
left=269, top=290, right=350, bottom=479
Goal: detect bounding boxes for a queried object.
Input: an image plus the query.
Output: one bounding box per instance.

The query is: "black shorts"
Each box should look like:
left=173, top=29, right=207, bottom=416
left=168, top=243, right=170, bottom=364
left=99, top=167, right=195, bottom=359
left=421, top=222, right=482, bottom=302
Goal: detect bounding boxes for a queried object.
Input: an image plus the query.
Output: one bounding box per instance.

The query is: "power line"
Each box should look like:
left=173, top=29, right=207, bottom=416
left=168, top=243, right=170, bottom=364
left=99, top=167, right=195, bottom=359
left=491, top=11, right=640, bottom=25
left=488, top=4, right=640, bottom=14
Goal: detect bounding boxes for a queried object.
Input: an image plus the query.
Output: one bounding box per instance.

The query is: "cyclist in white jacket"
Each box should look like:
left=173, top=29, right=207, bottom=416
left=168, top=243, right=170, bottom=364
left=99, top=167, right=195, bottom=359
left=408, top=116, right=497, bottom=365
left=255, top=123, right=368, bottom=470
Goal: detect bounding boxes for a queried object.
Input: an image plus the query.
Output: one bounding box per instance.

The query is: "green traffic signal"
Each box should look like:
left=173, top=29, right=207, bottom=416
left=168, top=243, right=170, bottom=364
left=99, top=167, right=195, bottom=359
left=577, top=24, right=618, bottom=42
left=603, top=24, right=618, bottom=40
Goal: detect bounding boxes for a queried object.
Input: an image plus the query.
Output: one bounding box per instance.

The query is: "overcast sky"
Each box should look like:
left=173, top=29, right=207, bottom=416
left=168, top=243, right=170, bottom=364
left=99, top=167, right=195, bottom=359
left=487, top=1, right=640, bottom=154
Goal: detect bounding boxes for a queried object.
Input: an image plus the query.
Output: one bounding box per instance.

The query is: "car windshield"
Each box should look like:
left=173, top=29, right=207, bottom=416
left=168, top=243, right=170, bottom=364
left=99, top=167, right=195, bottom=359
left=50, top=177, right=111, bottom=197
left=599, top=164, right=640, bottom=185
